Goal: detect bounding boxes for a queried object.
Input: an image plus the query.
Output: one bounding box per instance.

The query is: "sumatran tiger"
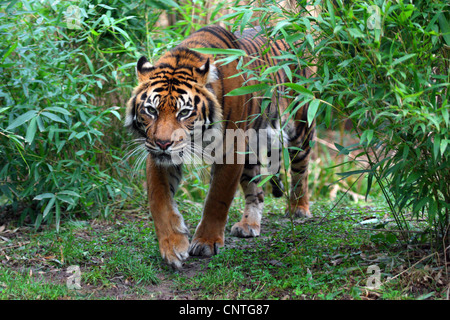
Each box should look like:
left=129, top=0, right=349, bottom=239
left=125, top=25, right=316, bottom=269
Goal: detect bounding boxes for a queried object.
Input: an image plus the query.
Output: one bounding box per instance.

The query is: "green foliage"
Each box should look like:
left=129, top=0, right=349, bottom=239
left=0, top=0, right=232, bottom=230
left=221, top=0, right=449, bottom=247
left=313, top=0, right=450, bottom=246
left=0, top=0, right=160, bottom=229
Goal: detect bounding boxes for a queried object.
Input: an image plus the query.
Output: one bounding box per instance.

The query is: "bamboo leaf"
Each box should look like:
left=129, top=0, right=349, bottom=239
left=283, top=83, right=314, bottom=98
left=307, top=99, right=320, bottom=127
left=6, top=110, right=38, bottom=130
left=257, top=175, right=274, bottom=187
left=25, top=117, right=37, bottom=144
left=391, top=53, right=416, bottom=66
left=226, top=83, right=270, bottom=96
left=41, top=111, right=66, bottom=124
left=43, top=196, right=56, bottom=219
left=191, top=48, right=247, bottom=56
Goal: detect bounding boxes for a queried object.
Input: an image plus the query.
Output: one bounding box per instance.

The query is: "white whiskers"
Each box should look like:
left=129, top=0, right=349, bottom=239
left=122, top=137, right=213, bottom=183
left=123, top=138, right=148, bottom=177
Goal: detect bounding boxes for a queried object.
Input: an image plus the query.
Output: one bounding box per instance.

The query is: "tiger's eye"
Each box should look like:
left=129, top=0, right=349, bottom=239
left=179, top=109, right=190, bottom=118
left=147, top=107, right=158, bottom=117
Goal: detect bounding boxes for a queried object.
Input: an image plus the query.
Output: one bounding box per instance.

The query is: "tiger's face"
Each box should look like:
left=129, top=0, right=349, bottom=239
left=125, top=52, right=222, bottom=166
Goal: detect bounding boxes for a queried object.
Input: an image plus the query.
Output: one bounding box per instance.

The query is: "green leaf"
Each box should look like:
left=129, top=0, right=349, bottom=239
left=81, top=53, right=95, bottom=74
left=306, top=34, right=315, bottom=50
left=34, top=214, right=43, bottom=230
left=261, top=65, right=282, bottom=77
left=413, top=197, right=429, bottom=212
left=336, top=169, right=371, bottom=178
left=282, top=65, right=292, bottom=82
left=283, top=147, right=290, bottom=171
left=438, top=13, right=450, bottom=46
left=433, top=135, right=441, bottom=160
left=25, top=117, right=37, bottom=144
left=348, top=28, right=364, bottom=38
left=365, top=172, right=373, bottom=201
left=43, top=196, right=56, bottom=219
left=41, top=111, right=66, bottom=124
left=226, top=83, right=270, bottom=96
left=55, top=199, right=61, bottom=233
left=391, top=53, right=416, bottom=66
left=326, top=0, right=336, bottom=28
left=111, top=25, right=131, bottom=42
left=56, top=194, right=76, bottom=205
left=58, top=190, right=81, bottom=197
left=145, top=0, right=179, bottom=9
left=325, top=103, right=332, bottom=128
left=283, top=83, right=314, bottom=98
left=361, top=129, right=374, bottom=145
left=34, top=193, right=55, bottom=200
left=440, top=139, right=448, bottom=156
left=307, top=99, right=320, bottom=127
left=46, top=107, right=71, bottom=115
left=108, top=109, right=121, bottom=120
left=257, top=175, right=275, bottom=187
left=399, top=4, right=415, bottom=22
left=334, top=143, right=349, bottom=155
left=191, top=48, right=247, bottom=56
left=240, top=10, right=253, bottom=30
left=1, top=41, right=18, bottom=63
left=6, top=110, right=38, bottom=130
left=442, top=107, right=449, bottom=127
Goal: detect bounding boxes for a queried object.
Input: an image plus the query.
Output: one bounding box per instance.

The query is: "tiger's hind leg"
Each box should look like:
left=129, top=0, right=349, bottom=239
left=230, top=163, right=264, bottom=238
left=286, top=116, right=315, bottom=218
left=267, top=133, right=284, bottom=198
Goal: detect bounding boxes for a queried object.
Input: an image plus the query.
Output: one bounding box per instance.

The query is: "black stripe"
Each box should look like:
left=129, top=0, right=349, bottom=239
left=208, top=99, right=215, bottom=123
left=194, top=95, right=201, bottom=107
left=171, top=46, right=205, bottom=61
left=240, top=173, right=252, bottom=182
left=198, top=26, right=234, bottom=49
left=201, top=102, right=207, bottom=120
left=174, top=69, right=194, bottom=78
left=156, top=63, right=175, bottom=70
left=175, top=87, right=187, bottom=95
left=291, top=167, right=307, bottom=176
left=215, top=26, right=240, bottom=49
left=131, top=96, right=137, bottom=116
left=241, top=38, right=259, bottom=56
left=290, top=148, right=311, bottom=164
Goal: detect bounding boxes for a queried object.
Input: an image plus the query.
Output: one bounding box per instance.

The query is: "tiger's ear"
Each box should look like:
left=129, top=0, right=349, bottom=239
left=136, top=56, right=154, bottom=83
left=195, top=58, right=218, bottom=86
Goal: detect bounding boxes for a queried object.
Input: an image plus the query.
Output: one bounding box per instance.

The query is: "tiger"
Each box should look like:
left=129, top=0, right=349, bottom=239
left=125, top=25, right=316, bottom=269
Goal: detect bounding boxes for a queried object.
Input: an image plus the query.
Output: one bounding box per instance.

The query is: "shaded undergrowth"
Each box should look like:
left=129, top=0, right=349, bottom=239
left=1, top=196, right=448, bottom=300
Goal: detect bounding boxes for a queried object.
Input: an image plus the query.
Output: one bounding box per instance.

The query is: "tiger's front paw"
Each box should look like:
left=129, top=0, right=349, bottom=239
left=159, top=233, right=190, bottom=269
left=189, top=236, right=224, bottom=257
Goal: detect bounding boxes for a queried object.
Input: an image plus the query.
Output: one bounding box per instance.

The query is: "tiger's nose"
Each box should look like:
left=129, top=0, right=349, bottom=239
left=155, top=140, right=173, bottom=150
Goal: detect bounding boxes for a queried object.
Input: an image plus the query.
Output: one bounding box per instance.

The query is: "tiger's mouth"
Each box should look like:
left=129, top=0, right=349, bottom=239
left=152, top=152, right=174, bottom=165
left=146, top=143, right=187, bottom=166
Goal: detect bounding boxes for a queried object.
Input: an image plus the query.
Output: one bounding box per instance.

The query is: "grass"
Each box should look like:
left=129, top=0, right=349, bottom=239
left=1, top=191, right=448, bottom=300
